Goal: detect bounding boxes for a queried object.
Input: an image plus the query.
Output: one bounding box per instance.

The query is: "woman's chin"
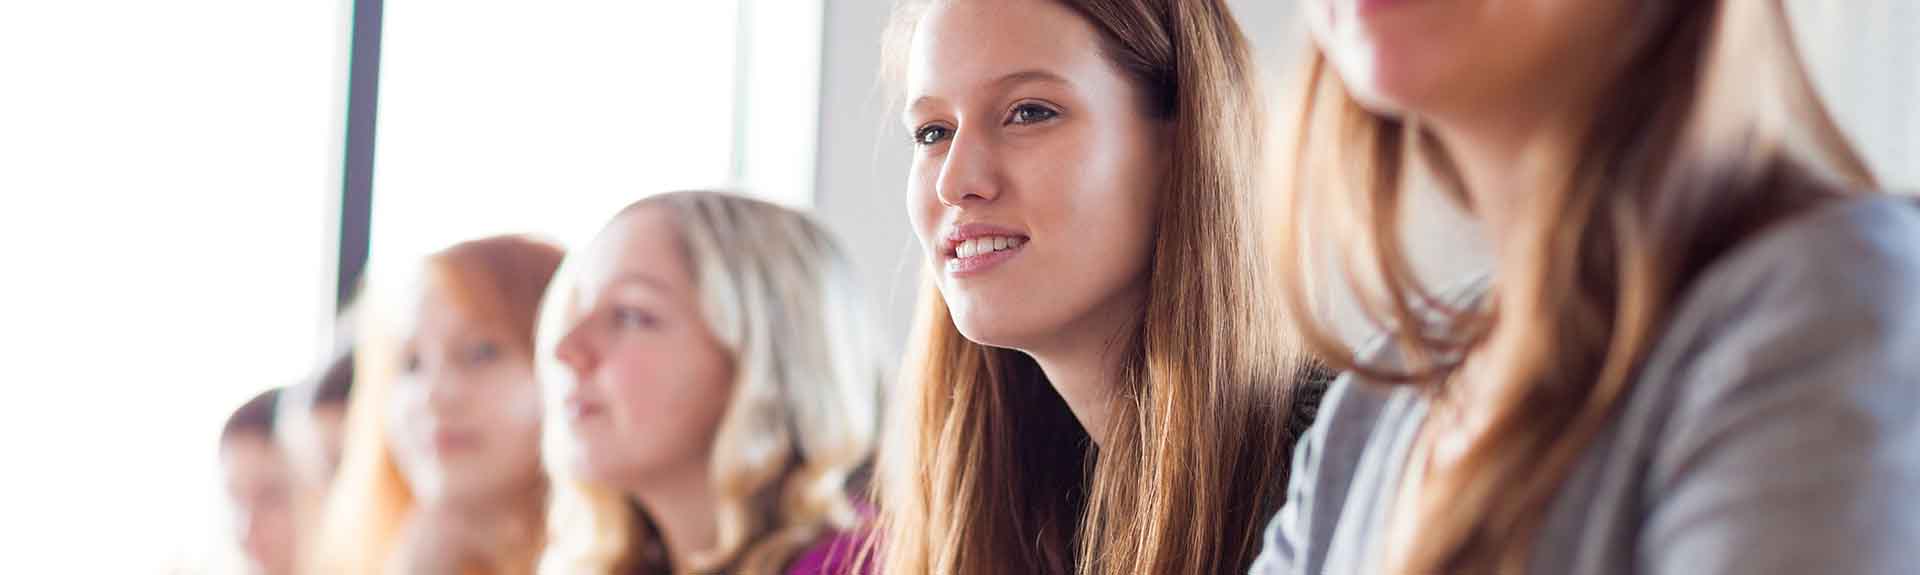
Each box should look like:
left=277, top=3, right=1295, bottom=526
left=950, top=315, right=1036, bottom=353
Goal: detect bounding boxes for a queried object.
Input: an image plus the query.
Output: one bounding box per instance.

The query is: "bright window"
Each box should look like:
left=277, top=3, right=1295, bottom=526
left=368, top=1, right=742, bottom=273
left=2, top=0, right=822, bottom=569
left=0, top=1, right=348, bottom=571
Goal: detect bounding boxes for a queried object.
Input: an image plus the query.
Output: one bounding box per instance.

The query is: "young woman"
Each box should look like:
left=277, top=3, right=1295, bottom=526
left=219, top=388, right=296, bottom=575
left=312, top=235, right=564, bottom=574
left=538, top=191, right=885, bottom=575
left=1257, top=0, right=1919, bottom=573
left=873, top=1, right=1331, bottom=573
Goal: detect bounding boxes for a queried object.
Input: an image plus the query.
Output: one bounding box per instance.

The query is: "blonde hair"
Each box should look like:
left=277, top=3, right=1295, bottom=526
left=310, top=235, right=566, bottom=575
left=537, top=191, right=886, bottom=574
left=1269, top=1, right=1874, bottom=572
left=870, top=2, right=1325, bottom=574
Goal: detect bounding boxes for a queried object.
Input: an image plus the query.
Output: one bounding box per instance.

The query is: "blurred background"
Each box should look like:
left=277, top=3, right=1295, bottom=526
left=0, top=1, right=1912, bottom=571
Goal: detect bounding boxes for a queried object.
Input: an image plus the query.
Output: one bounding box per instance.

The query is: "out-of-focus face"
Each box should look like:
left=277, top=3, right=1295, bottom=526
left=551, top=208, right=736, bottom=488
left=1303, top=0, right=1634, bottom=119
left=903, top=0, right=1165, bottom=353
left=384, top=280, right=544, bottom=506
left=221, top=434, right=296, bottom=575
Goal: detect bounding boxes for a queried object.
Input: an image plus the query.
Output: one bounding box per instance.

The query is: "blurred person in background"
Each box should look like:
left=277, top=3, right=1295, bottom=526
left=220, top=388, right=297, bottom=575
left=1258, top=0, right=1919, bottom=573
left=279, top=344, right=354, bottom=488
left=275, top=344, right=353, bottom=574
left=871, top=0, right=1333, bottom=573
left=312, top=235, right=565, bottom=574
left=538, top=191, right=886, bottom=575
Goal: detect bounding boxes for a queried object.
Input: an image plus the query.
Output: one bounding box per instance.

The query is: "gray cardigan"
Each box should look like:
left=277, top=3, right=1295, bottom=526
left=1253, top=196, right=1920, bottom=574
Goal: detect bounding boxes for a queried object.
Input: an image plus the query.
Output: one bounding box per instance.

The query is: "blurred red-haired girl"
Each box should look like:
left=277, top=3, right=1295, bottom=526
left=311, top=235, right=564, bottom=575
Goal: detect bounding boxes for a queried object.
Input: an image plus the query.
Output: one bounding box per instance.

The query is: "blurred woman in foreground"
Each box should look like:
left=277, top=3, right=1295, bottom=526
left=1258, top=0, right=1919, bottom=573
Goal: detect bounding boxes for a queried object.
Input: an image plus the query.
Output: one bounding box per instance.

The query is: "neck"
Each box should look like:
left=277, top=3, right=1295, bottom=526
left=628, top=465, right=721, bottom=573
left=1422, top=42, right=1626, bottom=254
left=1021, top=287, right=1141, bottom=450
left=1430, top=118, right=1581, bottom=254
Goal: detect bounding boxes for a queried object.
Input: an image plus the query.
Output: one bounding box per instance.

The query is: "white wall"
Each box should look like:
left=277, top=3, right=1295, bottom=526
left=1790, top=0, right=1920, bottom=189
left=810, top=1, right=1919, bottom=351
left=815, top=0, right=922, bottom=353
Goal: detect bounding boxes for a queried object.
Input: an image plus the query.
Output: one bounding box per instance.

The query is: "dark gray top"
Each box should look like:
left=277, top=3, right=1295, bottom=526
left=1254, top=196, right=1920, bottom=575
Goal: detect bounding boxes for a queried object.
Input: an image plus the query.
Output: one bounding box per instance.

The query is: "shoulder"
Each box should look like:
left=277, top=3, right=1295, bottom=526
left=1627, top=194, right=1920, bottom=571
left=1640, top=193, right=1920, bottom=465
left=1686, top=194, right=1920, bottom=315
left=1659, top=194, right=1920, bottom=375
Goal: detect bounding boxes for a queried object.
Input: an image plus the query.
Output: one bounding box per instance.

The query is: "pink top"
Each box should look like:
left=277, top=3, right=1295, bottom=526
left=784, top=530, right=871, bottom=575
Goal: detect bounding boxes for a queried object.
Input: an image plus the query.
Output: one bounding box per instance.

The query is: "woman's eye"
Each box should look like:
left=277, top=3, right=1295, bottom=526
left=912, top=124, right=952, bottom=147
left=612, top=306, right=660, bottom=330
left=1008, top=103, right=1059, bottom=125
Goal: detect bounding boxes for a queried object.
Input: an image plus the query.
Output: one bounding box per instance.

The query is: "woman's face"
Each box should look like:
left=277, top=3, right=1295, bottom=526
left=1304, top=0, right=1634, bottom=120
left=221, top=434, right=296, bottom=575
left=903, top=0, right=1166, bottom=353
left=384, top=280, right=544, bottom=506
left=552, top=208, right=735, bottom=488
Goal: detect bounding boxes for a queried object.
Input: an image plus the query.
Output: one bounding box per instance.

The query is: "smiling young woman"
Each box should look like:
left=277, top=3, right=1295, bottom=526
left=868, top=1, right=1334, bottom=574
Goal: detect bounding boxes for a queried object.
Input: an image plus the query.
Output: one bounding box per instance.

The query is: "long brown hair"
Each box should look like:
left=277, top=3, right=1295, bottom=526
left=311, top=235, right=565, bottom=575
left=1270, top=1, right=1876, bottom=572
left=871, top=1, right=1321, bottom=573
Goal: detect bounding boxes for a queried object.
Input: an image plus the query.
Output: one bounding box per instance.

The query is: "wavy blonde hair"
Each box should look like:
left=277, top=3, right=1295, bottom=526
left=869, top=2, right=1324, bottom=574
left=536, top=191, right=886, bottom=574
left=1270, top=1, right=1875, bottom=572
left=310, top=235, right=566, bottom=575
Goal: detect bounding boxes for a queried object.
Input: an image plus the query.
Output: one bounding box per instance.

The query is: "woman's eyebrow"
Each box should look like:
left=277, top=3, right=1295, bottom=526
left=906, top=68, right=1075, bottom=119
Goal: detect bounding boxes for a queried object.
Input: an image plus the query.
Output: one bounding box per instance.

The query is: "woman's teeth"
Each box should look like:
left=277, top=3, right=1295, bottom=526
left=954, top=236, right=1025, bottom=258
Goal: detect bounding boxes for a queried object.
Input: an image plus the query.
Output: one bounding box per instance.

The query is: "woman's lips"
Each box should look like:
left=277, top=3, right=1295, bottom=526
left=945, top=238, right=1027, bottom=276
left=940, top=222, right=1030, bottom=277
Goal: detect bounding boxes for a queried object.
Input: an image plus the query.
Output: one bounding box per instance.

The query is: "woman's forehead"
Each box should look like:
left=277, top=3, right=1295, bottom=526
left=577, top=208, right=693, bottom=299
left=905, top=0, right=1107, bottom=105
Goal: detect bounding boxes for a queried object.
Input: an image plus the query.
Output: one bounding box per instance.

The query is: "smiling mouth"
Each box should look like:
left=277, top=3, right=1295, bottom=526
left=945, top=235, right=1027, bottom=275
left=950, top=235, right=1025, bottom=259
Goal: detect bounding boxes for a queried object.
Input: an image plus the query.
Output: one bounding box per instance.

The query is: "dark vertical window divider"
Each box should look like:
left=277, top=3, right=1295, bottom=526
left=336, top=0, right=384, bottom=313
